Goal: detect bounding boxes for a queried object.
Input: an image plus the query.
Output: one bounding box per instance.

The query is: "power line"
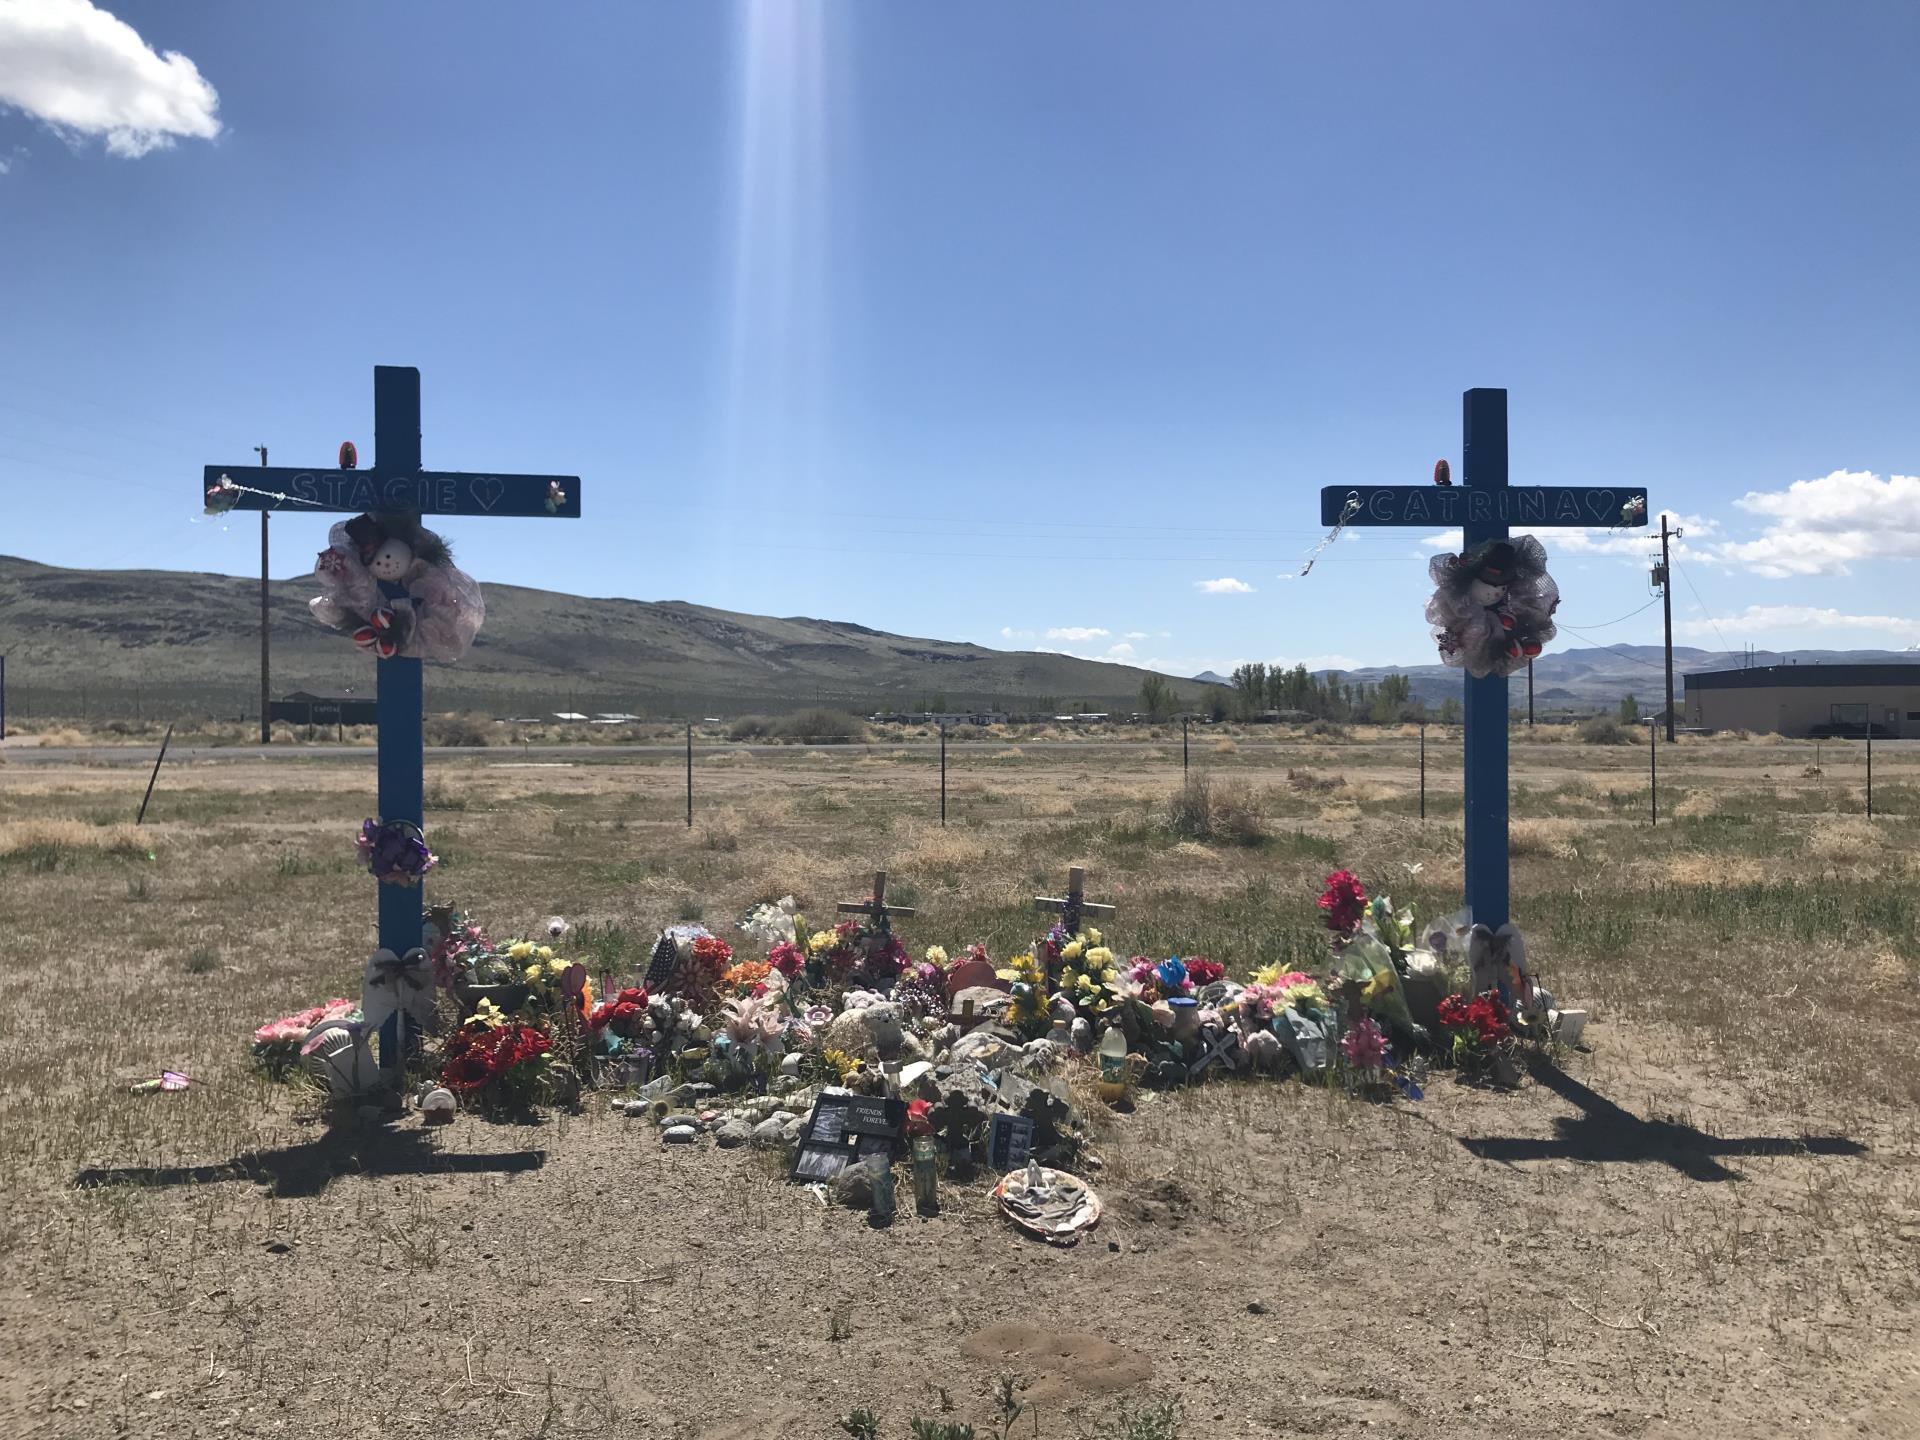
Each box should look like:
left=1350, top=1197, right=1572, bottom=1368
left=1558, top=596, right=1660, bottom=630
left=1674, top=559, right=1741, bottom=666
left=1553, top=622, right=1668, bottom=672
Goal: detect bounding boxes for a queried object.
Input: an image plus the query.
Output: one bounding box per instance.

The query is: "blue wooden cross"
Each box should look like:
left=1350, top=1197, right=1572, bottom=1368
left=1319, top=389, right=1648, bottom=932
left=200, top=366, right=581, bottom=1080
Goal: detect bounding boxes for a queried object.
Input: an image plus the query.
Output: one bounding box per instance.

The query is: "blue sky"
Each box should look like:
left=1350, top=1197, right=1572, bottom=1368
left=3, top=0, right=1918, bottom=676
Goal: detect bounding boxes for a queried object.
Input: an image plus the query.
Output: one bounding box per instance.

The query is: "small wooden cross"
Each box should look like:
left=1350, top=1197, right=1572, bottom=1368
left=1033, top=866, right=1115, bottom=937
left=1019, top=1088, right=1073, bottom=1152
left=931, top=1090, right=987, bottom=1177
left=838, top=870, right=916, bottom=926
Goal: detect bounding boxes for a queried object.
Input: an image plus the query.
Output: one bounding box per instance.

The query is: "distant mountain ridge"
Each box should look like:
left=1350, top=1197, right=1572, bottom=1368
left=0, top=555, right=1214, bottom=718
left=3, top=554, right=1913, bottom=719
left=1305, top=645, right=1920, bottom=711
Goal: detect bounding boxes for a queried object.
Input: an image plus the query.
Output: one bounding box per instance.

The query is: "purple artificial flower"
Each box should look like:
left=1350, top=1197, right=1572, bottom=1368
left=357, top=818, right=437, bottom=886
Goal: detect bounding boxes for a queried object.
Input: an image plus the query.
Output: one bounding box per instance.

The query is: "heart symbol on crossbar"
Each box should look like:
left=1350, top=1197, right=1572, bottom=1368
left=469, top=476, right=503, bottom=513
left=1583, top=489, right=1617, bottom=522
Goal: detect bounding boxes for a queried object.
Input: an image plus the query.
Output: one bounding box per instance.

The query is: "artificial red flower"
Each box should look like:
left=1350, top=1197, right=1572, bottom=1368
left=1438, top=991, right=1511, bottom=1047
left=767, top=941, right=805, bottom=977
left=440, top=1020, right=552, bottom=1094
left=905, top=1099, right=932, bottom=1137
left=1316, top=871, right=1368, bottom=934
left=1186, top=958, right=1225, bottom=987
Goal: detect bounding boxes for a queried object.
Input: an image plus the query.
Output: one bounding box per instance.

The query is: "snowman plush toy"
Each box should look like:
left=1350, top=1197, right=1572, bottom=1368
left=1424, top=535, right=1560, bottom=679
left=352, top=536, right=420, bottom=658
left=310, top=514, right=480, bottom=663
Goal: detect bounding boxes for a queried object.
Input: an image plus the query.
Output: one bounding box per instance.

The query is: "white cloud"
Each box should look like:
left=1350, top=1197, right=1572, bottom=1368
left=1045, top=626, right=1110, bottom=642
left=1676, top=604, right=1920, bottom=642
left=1195, top=577, right=1254, bottom=594
left=0, top=0, right=220, bottom=158
left=1105, top=641, right=1136, bottom=659
left=1123, top=631, right=1150, bottom=640
left=1418, top=511, right=1712, bottom=561
left=1707, top=470, right=1920, bottom=577
left=999, top=626, right=1033, bottom=641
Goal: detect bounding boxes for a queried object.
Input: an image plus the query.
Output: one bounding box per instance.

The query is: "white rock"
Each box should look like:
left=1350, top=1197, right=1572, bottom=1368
left=949, top=1030, right=1020, bottom=1070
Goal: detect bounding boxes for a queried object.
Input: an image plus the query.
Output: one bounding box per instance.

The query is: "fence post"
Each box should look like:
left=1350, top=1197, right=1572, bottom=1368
left=137, top=722, right=175, bottom=825
left=940, top=722, right=947, bottom=827
left=1648, top=718, right=1657, bottom=826
left=1866, top=721, right=1873, bottom=818
left=685, top=720, right=693, bottom=828
left=1419, top=723, right=1427, bottom=820
left=1182, top=717, right=1189, bottom=775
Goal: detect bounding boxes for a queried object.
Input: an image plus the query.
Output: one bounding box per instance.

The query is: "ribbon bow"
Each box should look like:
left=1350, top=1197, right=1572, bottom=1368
left=364, top=946, right=432, bottom=993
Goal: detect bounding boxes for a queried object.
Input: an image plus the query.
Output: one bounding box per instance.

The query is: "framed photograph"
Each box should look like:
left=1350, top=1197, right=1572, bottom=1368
left=987, top=1113, right=1034, bottom=1172
left=791, top=1143, right=851, bottom=1182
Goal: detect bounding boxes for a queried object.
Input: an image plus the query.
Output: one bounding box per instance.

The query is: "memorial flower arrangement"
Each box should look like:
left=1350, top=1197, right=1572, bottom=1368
left=252, top=999, right=358, bottom=1075
left=1124, top=956, right=1195, bottom=1002
left=661, top=932, right=733, bottom=1007
left=1437, top=991, right=1516, bottom=1081
left=1058, top=944, right=1121, bottom=1015
left=1039, top=923, right=1104, bottom=981
left=248, top=854, right=1579, bottom=1136
left=1317, top=870, right=1368, bottom=934
left=999, top=951, right=1051, bottom=1036
left=739, top=897, right=798, bottom=950
left=720, top=959, right=773, bottom=997
left=889, top=960, right=949, bottom=1021
left=356, top=818, right=437, bottom=886
left=806, top=913, right=909, bottom=987
left=587, top=986, right=651, bottom=1044
left=767, top=940, right=806, bottom=979
left=1339, top=1014, right=1389, bottom=1072
left=440, top=1013, right=553, bottom=1108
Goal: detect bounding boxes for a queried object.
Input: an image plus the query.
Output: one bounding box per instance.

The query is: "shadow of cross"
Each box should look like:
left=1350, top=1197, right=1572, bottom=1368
left=1461, top=1061, right=1867, bottom=1183
left=75, top=1126, right=545, bottom=1200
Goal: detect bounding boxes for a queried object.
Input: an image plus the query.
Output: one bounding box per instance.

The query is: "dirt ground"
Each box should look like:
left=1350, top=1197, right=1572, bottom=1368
left=2, top=732, right=1918, bottom=1439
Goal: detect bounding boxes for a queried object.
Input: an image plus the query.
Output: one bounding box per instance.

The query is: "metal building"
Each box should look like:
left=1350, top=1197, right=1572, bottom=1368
left=1683, top=663, right=1920, bottom=737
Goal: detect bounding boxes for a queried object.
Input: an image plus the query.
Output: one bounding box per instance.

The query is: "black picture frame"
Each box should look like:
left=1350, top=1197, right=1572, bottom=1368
left=987, top=1113, right=1034, bottom=1172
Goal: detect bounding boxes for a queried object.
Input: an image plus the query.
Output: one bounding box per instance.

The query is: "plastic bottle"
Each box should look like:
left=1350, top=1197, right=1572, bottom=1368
left=1096, top=1025, right=1128, bottom=1104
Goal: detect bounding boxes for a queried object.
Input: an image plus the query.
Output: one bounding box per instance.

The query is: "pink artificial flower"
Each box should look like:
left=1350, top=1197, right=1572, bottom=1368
left=1340, top=1015, right=1388, bottom=1070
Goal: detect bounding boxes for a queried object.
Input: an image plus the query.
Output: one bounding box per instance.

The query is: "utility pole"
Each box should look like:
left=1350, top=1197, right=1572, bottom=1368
left=255, top=444, right=271, bottom=745
left=1526, top=660, right=1535, bottom=728
left=1658, top=514, right=1683, bottom=743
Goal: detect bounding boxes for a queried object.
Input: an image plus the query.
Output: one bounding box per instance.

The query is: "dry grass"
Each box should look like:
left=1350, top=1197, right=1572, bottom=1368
left=0, top=818, right=148, bottom=858
left=2, top=732, right=1919, bottom=1437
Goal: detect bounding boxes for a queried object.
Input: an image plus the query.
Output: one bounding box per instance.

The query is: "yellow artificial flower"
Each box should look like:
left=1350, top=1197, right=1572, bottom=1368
left=1086, top=946, right=1113, bottom=970
left=1361, top=969, right=1394, bottom=1005
left=925, top=945, right=949, bottom=968
left=821, top=1047, right=859, bottom=1081
left=547, top=957, right=567, bottom=976
left=1061, top=940, right=1084, bottom=962
left=1253, top=962, right=1283, bottom=987
left=472, top=998, right=507, bottom=1028
left=1085, top=927, right=1102, bottom=947
left=507, top=941, right=534, bottom=960
left=808, top=930, right=834, bottom=955
left=535, top=945, right=555, bottom=961
left=523, top=964, right=543, bottom=983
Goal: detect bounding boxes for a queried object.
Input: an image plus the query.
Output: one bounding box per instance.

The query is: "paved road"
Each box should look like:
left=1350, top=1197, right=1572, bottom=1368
left=0, top=739, right=1216, bottom=768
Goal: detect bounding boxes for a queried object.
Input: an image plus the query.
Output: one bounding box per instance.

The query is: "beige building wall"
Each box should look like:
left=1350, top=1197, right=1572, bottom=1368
left=1687, top=682, right=1920, bottom=737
